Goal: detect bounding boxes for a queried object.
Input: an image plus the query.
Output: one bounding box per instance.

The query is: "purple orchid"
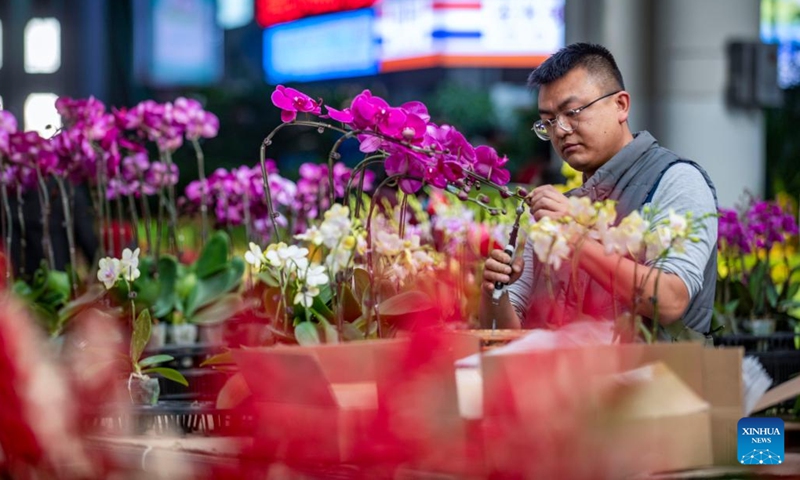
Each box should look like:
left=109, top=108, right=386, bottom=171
left=323, top=105, right=354, bottom=125
left=717, top=207, right=751, bottom=253
left=473, top=145, right=511, bottom=185
left=0, top=111, right=19, bottom=156
left=746, top=200, right=797, bottom=250
left=350, top=90, right=408, bottom=139
left=384, top=148, right=427, bottom=194
left=271, top=85, right=322, bottom=123
left=173, top=97, right=219, bottom=140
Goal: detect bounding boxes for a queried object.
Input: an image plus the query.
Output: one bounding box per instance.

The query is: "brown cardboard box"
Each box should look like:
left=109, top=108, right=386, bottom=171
left=233, top=338, right=401, bottom=463
left=233, top=332, right=481, bottom=466
left=617, top=343, right=744, bottom=466
left=479, top=343, right=744, bottom=476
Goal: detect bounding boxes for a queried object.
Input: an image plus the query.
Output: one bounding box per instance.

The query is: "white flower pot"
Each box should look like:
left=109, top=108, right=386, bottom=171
left=198, top=324, right=225, bottom=345
left=147, top=322, right=168, bottom=350
left=748, top=318, right=776, bottom=336
left=169, top=323, right=198, bottom=345
left=128, top=375, right=160, bottom=405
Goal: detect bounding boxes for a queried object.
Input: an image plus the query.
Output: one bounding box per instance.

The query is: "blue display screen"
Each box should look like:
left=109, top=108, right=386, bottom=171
left=263, top=8, right=379, bottom=84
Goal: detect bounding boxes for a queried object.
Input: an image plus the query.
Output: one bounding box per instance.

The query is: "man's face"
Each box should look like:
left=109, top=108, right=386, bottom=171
left=537, top=67, right=628, bottom=176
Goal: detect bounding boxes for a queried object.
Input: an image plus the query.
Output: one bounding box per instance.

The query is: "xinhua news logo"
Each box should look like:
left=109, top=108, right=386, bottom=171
left=738, top=417, right=784, bottom=465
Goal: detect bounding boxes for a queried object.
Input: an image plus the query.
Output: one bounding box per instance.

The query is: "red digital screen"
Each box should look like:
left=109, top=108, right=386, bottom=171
left=255, top=0, right=378, bottom=27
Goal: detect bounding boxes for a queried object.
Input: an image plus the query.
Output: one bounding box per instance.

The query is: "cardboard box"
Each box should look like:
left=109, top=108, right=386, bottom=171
left=233, top=332, right=481, bottom=466
left=477, top=342, right=744, bottom=476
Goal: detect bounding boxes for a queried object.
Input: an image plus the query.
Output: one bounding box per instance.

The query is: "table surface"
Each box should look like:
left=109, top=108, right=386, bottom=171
left=89, top=435, right=800, bottom=478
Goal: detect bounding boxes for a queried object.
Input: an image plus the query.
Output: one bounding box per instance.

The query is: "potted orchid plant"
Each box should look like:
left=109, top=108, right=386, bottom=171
left=716, top=197, right=800, bottom=335
left=96, top=247, right=188, bottom=404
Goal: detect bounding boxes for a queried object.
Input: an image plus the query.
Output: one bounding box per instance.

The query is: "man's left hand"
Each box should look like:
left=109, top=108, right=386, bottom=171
left=526, top=185, right=571, bottom=221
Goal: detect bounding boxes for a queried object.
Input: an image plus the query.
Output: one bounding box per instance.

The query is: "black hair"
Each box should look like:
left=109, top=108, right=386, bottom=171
left=526, top=43, right=625, bottom=91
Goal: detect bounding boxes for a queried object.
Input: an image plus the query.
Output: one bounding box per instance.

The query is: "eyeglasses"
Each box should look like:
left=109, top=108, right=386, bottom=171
left=531, top=90, right=621, bottom=141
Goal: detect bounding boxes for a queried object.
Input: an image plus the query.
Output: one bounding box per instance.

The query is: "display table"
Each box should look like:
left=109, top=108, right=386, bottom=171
left=86, top=434, right=800, bottom=478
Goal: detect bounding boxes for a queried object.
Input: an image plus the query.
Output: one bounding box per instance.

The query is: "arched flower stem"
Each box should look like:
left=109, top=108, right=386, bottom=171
left=364, top=173, right=425, bottom=338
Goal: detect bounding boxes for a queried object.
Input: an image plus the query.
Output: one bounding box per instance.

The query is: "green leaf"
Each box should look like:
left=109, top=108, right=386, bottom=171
left=294, top=321, right=320, bottom=346
left=184, top=259, right=244, bottom=317
left=195, top=231, right=231, bottom=279
left=342, top=320, right=364, bottom=341
left=317, top=283, right=333, bottom=306
left=152, top=255, right=179, bottom=318
left=748, top=262, right=768, bottom=314
left=45, top=270, right=70, bottom=302
left=138, top=354, right=174, bottom=368
left=256, top=270, right=281, bottom=288
left=322, top=320, right=339, bottom=344
left=723, top=299, right=740, bottom=315
left=766, top=282, right=780, bottom=308
left=377, top=290, right=435, bottom=316
left=785, top=280, right=800, bottom=304
left=130, top=309, right=152, bottom=365
left=189, top=294, right=247, bottom=325
left=142, top=367, right=188, bottom=386
left=216, top=372, right=251, bottom=409
left=12, top=279, right=33, bottom=298
left=341, top=285, right=362, bottom=322
left=310, top=292, right=334, bottom=321
left=200, top=350, right=234, bottom=367
left=352, top=268, right=370, bottom=302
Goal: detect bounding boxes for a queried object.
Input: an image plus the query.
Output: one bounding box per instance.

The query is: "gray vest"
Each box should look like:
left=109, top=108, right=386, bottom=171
left=567, top=131, right=718, bottom=336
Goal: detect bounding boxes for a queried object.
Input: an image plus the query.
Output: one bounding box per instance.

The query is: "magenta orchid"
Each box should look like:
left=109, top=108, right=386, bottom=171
left=0, top=111, right=19, bottom=156
left=474, top=145, right=511, bottom=185
left=271, top=85, right=322, bottom=123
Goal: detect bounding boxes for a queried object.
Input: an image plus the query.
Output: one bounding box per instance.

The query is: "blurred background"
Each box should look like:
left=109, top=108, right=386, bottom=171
left=0, top=0, right=795, bottom=208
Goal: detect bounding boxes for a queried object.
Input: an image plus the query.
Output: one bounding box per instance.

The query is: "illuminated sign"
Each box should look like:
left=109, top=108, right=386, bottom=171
left=264, top=8, right=378, bottom=83
left=255, top=0, right=378, bottom=27
left=263, top=0, right=565, bottom=83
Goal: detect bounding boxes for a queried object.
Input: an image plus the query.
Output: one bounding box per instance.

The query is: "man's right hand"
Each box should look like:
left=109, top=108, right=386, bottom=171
left=481, top=248, right=524, bottom=295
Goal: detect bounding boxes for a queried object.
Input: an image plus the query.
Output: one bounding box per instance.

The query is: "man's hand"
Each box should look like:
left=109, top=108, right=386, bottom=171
left=526, top=185, right=571, bottom=221
left=482, top=248, right=524, bottom=295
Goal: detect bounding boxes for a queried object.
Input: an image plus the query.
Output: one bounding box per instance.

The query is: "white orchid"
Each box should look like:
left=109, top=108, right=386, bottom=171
left=262, top=243, right=309, bottom=270
left=97, top=257, right=122, bottom=290
left=569, top=196, right=597, bottom=227
left=298, top=264, right=329, bottom=287
left=325, top=248, right=352, bottom=277
left=601, top=210, right=650, bottom=256
left=529, top=217, right=572, bottom=270
left=293, top=285, right=320, bottom=308
left=374, top=230, right=404, bottom=256
left=119, top=248, right=141, bottom=282
left=294, top=226, right=324, bottom=246
left=244, top=242, right=266, bottom=269
left=319, top=204, right=352, bottom=248
left=644, top=210, right=693, bottom=261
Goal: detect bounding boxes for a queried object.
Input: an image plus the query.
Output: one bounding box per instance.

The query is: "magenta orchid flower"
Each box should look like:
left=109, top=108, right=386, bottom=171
left=350, top=90, right=408, bottom=138
left=384, top=148, right=427, bottom=193
left=173, top=97, right=220, bottom=140
left=0, top=111, right=19, bottom=156
left=324, top=105, right=354, bottom=125
left=271, top=85, right=322, bottom=123
left=474, top=145, right=511, bottom=185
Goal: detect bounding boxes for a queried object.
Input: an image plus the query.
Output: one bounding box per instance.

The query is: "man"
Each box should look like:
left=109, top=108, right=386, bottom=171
left=480, top=43, right=718, bottom=340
